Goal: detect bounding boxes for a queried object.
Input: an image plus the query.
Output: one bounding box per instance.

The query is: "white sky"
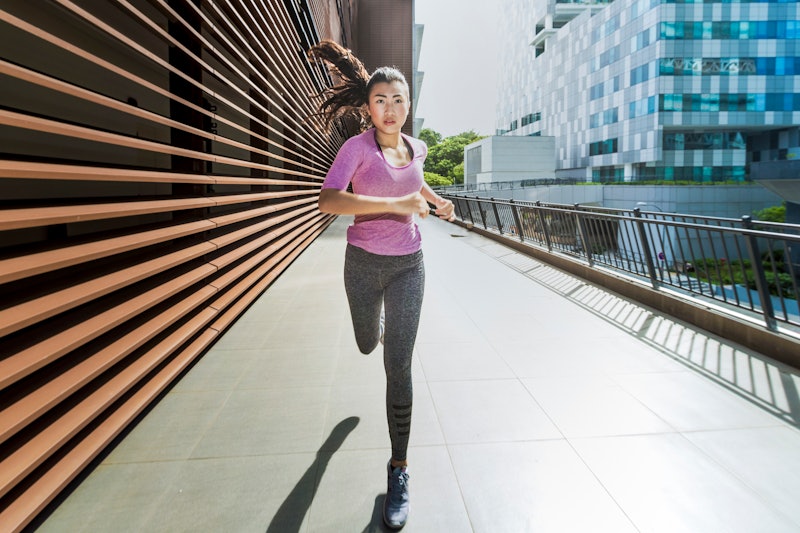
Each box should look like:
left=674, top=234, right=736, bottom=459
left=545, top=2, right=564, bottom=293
left=414, top=0, right=499, bottom=138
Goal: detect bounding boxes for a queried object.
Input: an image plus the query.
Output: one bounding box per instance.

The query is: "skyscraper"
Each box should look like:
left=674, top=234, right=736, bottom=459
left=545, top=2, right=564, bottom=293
left=497, top=0, right=800, bottom=183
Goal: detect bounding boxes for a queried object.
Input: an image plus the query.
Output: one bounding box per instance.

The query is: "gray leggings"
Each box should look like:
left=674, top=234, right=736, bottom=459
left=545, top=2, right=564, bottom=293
left=344, top=244, right=425, bottom=463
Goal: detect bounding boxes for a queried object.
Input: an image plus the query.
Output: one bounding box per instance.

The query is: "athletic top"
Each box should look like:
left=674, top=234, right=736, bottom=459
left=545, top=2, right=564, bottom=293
left=322, top=128, right=427, bottom=256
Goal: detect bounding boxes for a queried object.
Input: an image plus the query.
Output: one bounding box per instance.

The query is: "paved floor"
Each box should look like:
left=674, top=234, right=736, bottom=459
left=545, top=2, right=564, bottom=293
left=37, top=216, right=800, bottom=532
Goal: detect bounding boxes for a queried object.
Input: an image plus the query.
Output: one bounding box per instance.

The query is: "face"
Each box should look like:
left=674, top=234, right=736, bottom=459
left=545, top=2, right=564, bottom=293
left=367, top=81, right=410, bottom=135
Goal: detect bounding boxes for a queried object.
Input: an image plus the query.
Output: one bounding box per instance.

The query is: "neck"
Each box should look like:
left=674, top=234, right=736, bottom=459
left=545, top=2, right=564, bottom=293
left=375, top=130, right=402, bottom=149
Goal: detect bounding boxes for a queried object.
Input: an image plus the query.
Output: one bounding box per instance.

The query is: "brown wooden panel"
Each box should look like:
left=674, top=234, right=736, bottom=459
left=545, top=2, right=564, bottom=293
left=0, top=160, right=323, bottom=186
left=0, top=241, right=217, bottom=338
left=0, top=220, right=216, bottom=285
left=0, top=0, right=357, bottom=529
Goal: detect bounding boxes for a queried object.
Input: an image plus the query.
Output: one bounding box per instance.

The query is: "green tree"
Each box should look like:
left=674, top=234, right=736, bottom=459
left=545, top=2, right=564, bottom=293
left=451, top=162, right=465, bottom=184
left=425, top=130, right=484, bottom=185
left=754, top=203, right=786, bottom=223
left=419, top=128, right=442, bottom=147
left=424, top=171, right=452, bottom=187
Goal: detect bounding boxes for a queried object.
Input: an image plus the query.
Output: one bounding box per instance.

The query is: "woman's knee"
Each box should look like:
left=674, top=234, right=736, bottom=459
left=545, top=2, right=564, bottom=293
left=354, top=332, right=379, bottom=354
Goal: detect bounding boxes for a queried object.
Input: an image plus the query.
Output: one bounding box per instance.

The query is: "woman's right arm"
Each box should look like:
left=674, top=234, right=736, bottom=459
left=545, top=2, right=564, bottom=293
left=318, top=188, right=430, bottom=217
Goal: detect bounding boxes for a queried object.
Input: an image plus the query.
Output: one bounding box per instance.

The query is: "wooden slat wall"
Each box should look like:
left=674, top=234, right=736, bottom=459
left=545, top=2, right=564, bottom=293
left=0, top=1, right=353, bottom=530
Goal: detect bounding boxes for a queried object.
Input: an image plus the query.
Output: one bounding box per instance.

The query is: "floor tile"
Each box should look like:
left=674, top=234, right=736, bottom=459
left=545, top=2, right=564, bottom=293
left=170, top=348, right=257, bottom=392
left=449, top=441, right=638, bottom=533
left=614, top=371, right=784, bottom=431
left=523, top=375, right=674, bottom=438
left=37, top=462, right=182, bottom=533
left=105, top=390, right=231, bottom=463
left=571, top=433, right=798, bottom=532
left=237, top=346, right=340, bottom=390
left=429, top=379, right=561, bottom=444
left=150, top=454, right=317, bottom=533
left=685, top=426, right=800, bottom=527
left=190, top=387, right=330, bottom=458
left=416, top=341, right=515, bottom=382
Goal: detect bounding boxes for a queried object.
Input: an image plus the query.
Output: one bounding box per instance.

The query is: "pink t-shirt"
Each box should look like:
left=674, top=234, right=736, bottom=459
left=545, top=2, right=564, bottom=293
left=322, top=129, right=427, bottom=256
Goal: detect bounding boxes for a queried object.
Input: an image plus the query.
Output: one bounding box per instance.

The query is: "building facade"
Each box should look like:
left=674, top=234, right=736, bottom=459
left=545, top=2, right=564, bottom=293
left=464, top=136, right=556, bottom=185
left=497, top=0, right=800, bottom=183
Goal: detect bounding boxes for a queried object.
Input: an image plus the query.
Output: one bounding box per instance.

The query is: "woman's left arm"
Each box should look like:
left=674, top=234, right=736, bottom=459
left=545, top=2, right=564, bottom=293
left=420, top=182, right=455, bottom=221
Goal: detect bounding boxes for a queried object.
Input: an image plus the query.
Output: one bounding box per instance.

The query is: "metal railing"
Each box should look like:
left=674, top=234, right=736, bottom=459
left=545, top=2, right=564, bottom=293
left=435, top=178, right=580, bottom=194
left=446, top=195, right=800, bottom=331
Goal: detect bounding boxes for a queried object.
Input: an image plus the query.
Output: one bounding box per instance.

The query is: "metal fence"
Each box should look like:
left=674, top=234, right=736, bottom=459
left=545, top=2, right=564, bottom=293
left=435, top=178, right=580, bottom=195
left=446, top=195, right=800, bottom=331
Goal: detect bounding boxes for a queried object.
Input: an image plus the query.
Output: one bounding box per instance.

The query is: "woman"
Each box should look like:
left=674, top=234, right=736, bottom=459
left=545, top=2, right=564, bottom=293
left=308, top=40, right=454, bottom=530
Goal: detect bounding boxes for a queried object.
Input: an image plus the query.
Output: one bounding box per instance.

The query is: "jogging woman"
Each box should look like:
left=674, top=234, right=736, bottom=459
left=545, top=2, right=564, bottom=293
left=308, top=40, right=454, bottom=530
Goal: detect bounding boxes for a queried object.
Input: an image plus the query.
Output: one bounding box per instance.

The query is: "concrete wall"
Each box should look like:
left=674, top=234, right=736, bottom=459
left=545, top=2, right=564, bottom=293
left=600, top=185, right=783, bottom=218
left=465, top=135, right=556, bottom=184
left=462, top=184, right=783, bottom=219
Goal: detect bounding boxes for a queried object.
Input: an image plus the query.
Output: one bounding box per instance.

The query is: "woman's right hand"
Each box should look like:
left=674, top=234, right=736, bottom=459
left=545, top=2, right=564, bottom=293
left=394, top=192, right=430, bottom=218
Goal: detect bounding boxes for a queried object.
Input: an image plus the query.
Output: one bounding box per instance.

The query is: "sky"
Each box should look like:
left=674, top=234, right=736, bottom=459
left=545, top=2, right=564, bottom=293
left=414, top=0, right=500, bottom=138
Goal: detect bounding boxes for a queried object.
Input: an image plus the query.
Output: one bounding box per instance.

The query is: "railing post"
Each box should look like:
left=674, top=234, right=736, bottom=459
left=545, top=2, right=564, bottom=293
left=466, top=197, right=476, bottom=225
left=633, top=208, right=660, bottom=288
left=574, top=204, right=594, bottom=267
left=742, top=216, right=778, bottom=330
left=535, top=201, right=553, bottom=252
left=477, top=196, right=488, bottom=228
left=509, top=199, right=524, bottom=242
left=451, top=196, right=463, bottom=220
left=491, top=197, right=503, bottom=234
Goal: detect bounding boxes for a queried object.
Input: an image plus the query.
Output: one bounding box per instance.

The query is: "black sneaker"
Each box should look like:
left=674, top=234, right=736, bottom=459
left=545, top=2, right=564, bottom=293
left=383, top=462, right=410, bottom=530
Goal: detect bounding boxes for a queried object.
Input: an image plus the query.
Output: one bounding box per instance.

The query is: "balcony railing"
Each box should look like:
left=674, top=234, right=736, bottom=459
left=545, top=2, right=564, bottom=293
left=436, top=178, right=581, bottom=195
left=445, top=195, right=800, bottom=331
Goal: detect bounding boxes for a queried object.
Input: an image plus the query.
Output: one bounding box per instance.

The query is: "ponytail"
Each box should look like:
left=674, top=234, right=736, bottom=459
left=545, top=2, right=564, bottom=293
left=308, top=40, right=410, bottom=133
left=308, top=40, right=370, bottom=131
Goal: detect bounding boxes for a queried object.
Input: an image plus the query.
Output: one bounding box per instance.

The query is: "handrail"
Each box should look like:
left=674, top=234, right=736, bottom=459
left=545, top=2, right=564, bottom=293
left=444, top=194, right=800, bottom=331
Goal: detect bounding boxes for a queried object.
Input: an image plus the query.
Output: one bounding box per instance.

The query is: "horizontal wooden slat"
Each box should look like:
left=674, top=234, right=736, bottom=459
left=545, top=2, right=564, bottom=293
left=0, top=220, right=215, bottom=285
left=0, top=198, right=214, bottom=231
left=0, top=190, right=318, bottom=231
left=0, top=109, right=323, bottom=179
left=0, top=196, right=316, bottom=283
left=0, top=241, right=216, bottom=338
left=0, top=160, right=320, bottom=186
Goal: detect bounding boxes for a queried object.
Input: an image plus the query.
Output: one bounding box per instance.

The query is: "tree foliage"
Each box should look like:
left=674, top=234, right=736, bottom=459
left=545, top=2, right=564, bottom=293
left=754, top=203, right=786, bottom=223
left=419, top=128, right=442, bottom=147
left=424, top=171, right=452, bottom=187
left=421, top=129, right=484, bottom=185
left=452, top=162, right=465, bottom=183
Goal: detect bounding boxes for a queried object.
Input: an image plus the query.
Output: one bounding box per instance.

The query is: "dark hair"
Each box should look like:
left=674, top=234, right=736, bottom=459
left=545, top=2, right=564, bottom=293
left=308, top=40, right=408, bottom=132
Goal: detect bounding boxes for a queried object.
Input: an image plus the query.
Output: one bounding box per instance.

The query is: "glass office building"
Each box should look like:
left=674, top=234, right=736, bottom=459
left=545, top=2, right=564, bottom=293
left=497, top=0, right=800, bottom=182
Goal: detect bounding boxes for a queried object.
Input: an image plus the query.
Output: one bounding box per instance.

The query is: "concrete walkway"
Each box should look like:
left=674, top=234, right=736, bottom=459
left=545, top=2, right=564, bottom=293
left=37, top=216, right=800, bottom=532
